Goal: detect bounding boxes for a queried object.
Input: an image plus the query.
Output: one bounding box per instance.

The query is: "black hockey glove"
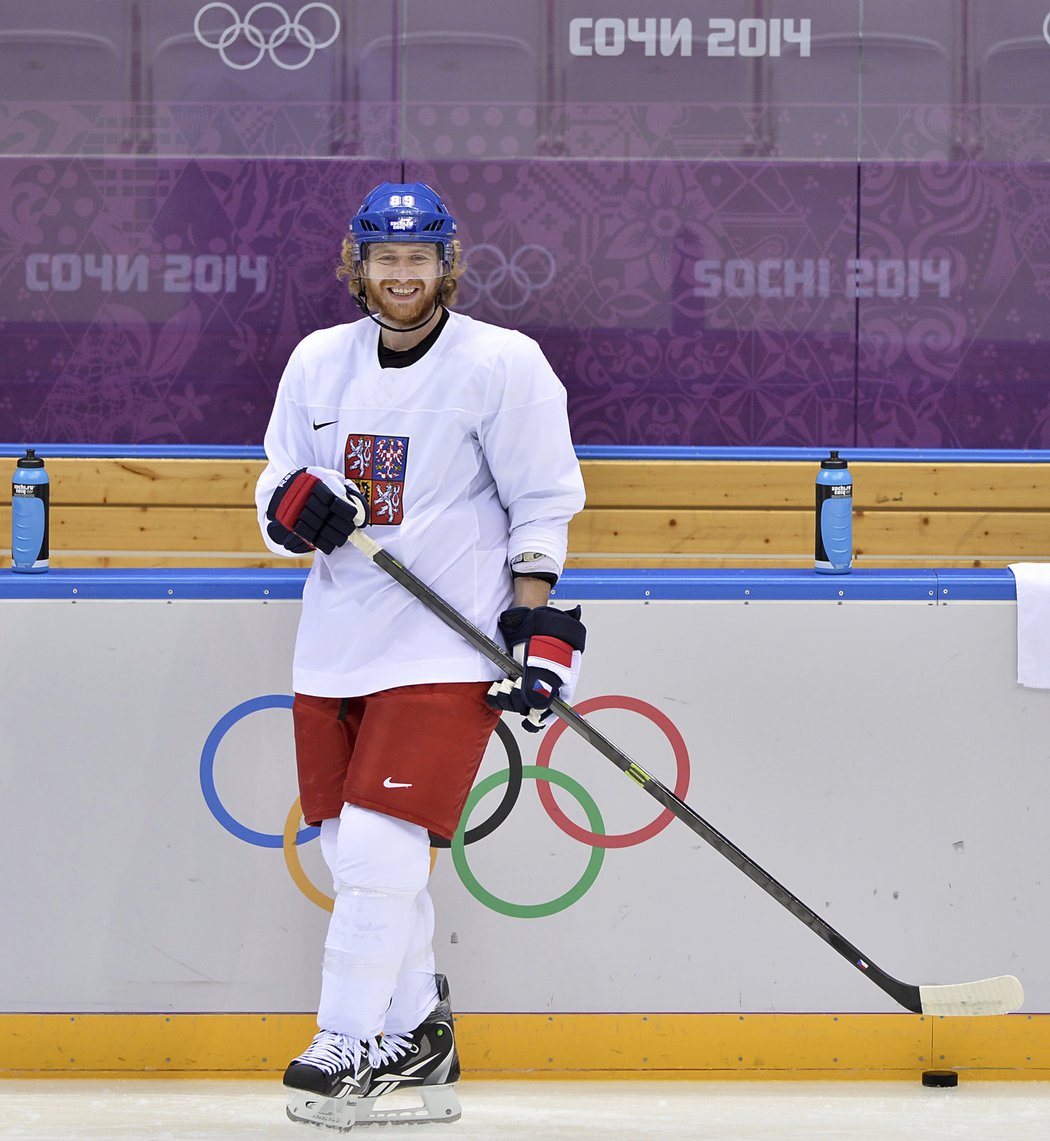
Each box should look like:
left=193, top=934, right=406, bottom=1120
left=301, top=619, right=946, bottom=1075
left=265, top=468, right=369, bottom=555
left=487, top=605, right=586, bottom=732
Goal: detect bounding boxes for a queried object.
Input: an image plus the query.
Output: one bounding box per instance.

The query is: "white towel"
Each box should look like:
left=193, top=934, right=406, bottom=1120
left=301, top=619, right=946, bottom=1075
left=1009, top=563, right=1050, bottom=688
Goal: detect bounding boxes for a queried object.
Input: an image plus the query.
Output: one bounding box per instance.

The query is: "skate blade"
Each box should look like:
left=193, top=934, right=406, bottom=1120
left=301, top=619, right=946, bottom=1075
left=286, top=1088, right=358, bottom=1133
left=357, top=1083, right=462, bottom=1126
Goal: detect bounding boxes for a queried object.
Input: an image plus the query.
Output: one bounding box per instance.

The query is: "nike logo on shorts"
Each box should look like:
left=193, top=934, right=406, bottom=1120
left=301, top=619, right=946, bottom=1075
left=312, top=419, right=338, bottom=431
left=383, top=777, right=413, bottom=789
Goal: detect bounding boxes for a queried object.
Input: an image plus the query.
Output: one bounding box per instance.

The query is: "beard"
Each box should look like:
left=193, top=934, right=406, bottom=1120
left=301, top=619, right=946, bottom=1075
left=362, top=277, right=442, bottom=328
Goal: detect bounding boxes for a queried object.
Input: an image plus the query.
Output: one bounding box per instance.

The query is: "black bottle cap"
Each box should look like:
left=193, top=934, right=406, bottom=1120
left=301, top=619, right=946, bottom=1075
left=821, top=449, right=848, bottom=469
left=17, top=448, right=45, bottom=468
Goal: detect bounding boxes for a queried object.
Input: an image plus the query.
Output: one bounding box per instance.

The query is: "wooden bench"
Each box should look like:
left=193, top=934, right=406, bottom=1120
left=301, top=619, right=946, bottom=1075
left=2, top=457, right=1048, bottom=569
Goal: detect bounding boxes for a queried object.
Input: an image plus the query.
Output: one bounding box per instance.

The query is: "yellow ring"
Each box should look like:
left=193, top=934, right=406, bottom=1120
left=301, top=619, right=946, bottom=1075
left=282, top=799, right=442, bottom=912
left=282, top=799, right=333, bottom=913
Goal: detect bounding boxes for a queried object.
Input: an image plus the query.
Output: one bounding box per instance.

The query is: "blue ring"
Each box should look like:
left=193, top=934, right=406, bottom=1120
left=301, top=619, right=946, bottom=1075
left=200, top=694, right=319, bottom=848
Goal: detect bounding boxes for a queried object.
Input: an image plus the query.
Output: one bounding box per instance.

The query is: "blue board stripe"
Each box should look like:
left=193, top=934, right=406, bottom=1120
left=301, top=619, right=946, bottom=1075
left=0, top=567, right=1021, bottom=602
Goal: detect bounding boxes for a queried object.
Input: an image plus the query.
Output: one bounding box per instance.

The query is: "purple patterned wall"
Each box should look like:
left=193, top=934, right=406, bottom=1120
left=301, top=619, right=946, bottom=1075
left=2, top=0, right=1049, bottom=448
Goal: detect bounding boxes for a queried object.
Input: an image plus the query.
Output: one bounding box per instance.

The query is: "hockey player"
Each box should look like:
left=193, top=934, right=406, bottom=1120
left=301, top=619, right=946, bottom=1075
left=255, top=181, right=586, bottom=1131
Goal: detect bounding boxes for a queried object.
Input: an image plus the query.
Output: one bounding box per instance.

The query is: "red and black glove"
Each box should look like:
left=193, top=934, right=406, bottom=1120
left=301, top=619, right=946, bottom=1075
left=265, top=468, right=368, bottom=555
left=487, top=605, right=586, bottom=732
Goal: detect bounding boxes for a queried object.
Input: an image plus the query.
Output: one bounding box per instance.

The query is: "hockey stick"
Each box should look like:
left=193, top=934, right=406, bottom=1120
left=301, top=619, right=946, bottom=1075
left=348, top=530, right=1023, bottom=1017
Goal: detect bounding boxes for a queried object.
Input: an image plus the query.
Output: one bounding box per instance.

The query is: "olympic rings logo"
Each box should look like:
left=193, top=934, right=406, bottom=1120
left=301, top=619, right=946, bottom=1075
left=194, top=3, right=341, bottom=71
left=200, top=694, right=690, bottom=920
left=460, top=244, right=557, bottom=312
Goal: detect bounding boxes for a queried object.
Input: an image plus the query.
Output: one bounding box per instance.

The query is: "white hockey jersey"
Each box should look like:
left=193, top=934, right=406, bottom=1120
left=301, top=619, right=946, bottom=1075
left=256, top=310, right=585, bottom=697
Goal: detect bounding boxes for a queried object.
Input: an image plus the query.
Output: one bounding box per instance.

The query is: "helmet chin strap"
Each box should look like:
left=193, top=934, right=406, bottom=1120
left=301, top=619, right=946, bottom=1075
left=355, top=289, right=444, bottom=333
left=355, top=265, right=450, bottom=334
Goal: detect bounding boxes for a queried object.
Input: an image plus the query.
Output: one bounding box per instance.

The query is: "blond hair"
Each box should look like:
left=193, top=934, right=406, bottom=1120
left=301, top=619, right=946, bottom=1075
left=336, top=236, right=465, bottom=308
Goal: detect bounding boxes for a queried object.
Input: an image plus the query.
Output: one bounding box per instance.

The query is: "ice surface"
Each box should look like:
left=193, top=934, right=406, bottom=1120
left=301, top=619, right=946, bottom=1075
left=0, top=1078, right=1048, bottom=1140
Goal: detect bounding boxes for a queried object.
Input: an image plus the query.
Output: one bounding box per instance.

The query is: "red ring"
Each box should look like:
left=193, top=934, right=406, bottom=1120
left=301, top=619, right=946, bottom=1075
left=534, top=696, right=690, bottom=849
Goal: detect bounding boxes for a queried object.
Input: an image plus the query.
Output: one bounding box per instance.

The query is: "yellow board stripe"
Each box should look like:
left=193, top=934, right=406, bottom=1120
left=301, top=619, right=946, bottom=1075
left=1, top=1014, right=1046, bottom=1079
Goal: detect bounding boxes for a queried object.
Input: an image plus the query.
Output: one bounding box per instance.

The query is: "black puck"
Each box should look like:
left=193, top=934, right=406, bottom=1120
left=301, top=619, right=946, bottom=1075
left=921, top=1070, right=959, bottom=1088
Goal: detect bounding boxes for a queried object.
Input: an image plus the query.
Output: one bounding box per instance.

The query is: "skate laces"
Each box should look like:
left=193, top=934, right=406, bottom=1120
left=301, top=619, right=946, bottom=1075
left=376, top=1031, right=418, bottom=1066
left=295, top=1030, right=375, bottom=1074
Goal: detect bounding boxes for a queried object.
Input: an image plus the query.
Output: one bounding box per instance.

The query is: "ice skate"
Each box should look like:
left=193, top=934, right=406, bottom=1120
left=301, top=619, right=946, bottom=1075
left=284, top=1029, right=376, bottom=1133
left=357, top=974, right=462, bottom=1126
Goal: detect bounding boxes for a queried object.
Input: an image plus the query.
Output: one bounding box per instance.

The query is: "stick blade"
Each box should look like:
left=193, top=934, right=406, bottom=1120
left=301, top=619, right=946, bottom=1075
left=918, top=974, right=1024, bottom=1016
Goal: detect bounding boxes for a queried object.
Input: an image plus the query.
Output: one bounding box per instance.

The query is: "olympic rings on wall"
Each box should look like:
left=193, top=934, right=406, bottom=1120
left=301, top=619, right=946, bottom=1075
left=201, top=692, right=691, bottom=916
left=194, top=3, right=341, bottom=71
left=460, top=244, right=557, bottom=312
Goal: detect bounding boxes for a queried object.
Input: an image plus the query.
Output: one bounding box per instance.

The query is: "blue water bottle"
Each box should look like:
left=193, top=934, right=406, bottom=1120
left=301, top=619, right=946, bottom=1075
left=815, top=450, right=852, bottom=574
left=11, top=448, right=50, bottom=573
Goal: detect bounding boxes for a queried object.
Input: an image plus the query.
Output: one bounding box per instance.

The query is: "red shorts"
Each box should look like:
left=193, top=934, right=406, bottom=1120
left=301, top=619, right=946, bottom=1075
left=292, top=682, right=501, bottom=840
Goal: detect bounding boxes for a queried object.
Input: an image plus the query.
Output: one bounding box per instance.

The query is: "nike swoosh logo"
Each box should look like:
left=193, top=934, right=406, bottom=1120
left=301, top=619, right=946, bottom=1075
left=312, top=419, right=338, bottom=431
left=383, top=777, right=413, bottom=789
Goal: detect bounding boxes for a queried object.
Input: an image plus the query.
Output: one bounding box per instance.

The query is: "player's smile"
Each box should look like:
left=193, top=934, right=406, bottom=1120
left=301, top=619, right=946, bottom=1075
left=369, top=277, right=438, bottom=328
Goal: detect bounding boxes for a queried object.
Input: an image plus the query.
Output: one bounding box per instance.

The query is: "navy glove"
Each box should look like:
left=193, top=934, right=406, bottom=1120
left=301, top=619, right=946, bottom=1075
left=487, top=605, right=586, bottom=732
left=265, top=468, right=368, bottom=555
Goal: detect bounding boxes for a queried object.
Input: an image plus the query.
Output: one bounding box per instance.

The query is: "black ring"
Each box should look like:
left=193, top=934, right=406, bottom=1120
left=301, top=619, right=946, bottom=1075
left=430, top=717, right=523, bottom=848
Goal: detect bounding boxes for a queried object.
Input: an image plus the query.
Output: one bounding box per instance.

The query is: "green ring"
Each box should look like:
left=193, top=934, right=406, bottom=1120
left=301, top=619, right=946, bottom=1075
left=451, top=765, right=605, bottom=919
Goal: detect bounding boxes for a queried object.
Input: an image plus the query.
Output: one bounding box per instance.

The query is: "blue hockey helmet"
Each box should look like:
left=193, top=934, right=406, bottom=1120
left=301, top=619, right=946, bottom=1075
left=350, top=181, right=457, bottom=265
